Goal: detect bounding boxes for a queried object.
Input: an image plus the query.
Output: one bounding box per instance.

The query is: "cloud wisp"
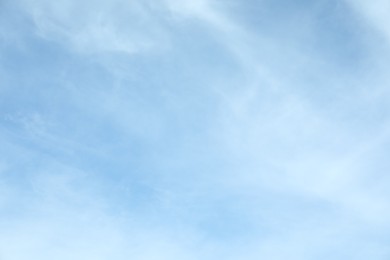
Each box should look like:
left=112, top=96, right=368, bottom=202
left=1, top=0, right=390, bottom=259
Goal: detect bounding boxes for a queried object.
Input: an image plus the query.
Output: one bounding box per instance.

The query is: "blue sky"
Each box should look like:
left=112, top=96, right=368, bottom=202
left=1, top=0, right=390, bottom=259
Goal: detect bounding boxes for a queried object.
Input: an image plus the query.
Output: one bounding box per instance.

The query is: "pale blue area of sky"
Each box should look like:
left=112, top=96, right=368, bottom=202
left=1, top=0, right=390, bottom=259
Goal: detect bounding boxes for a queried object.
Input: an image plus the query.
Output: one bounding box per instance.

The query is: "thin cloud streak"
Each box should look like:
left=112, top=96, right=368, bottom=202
left=1, top=0, right=390, bottom=259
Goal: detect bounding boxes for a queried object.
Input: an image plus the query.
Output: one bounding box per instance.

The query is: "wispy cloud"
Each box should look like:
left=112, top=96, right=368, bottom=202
left=18, top=0, right=170, bottom=55
left=1, top=0, right=390, bottom=259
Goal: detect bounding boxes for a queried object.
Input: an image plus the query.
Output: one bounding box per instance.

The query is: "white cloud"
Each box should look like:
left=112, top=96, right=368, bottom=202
left=346, top=0, right=390, bottom=45
left=2, top=0, right=390, bottom=259
left=19, top=0, right=170, bottom=55
left=0, top=157, right=203, bottom=260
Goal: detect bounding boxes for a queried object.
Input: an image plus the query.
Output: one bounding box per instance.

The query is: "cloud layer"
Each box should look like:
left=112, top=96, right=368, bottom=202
left=1, top=0, right=390, bottom=259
